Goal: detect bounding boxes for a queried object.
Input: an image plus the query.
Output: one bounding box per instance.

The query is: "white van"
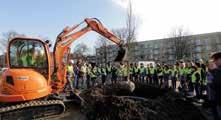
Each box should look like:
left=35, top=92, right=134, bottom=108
left=137, top=61, right=156, bottom=67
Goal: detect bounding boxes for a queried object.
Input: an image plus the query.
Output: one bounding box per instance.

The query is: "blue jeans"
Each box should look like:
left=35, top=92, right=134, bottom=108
left=74, top=75, right=79, bottom=89
left=140, top=74, right=146, bottom=83
left=194, top=83, right=200, bottom=99
left=65, top=73, right=74, bottom=90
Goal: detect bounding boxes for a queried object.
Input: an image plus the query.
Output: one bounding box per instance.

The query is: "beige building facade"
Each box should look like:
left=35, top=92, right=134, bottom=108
left=95, top=32, right=221, bottom=64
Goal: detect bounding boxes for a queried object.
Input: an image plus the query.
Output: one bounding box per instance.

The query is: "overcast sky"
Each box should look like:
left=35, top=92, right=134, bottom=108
left=111, top=0, right=221, bottom=41
left=0, top=0, right=221, bottom=54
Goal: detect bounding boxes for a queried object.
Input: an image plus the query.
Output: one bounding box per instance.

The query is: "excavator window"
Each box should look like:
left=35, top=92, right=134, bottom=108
left=9, top=39, right=48, bottom=75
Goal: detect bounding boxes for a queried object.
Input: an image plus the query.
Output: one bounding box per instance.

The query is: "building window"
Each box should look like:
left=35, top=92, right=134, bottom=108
left=140, top=55, right=144, bottom=59
left=149, top=55, right=153, bottom=59
left=195, top=39, right=201, bottom=45
left=135, top=52, right=139, bottom=56
left=154, top=44, right=158, bottom=49
left=145, top=43, right=149, bottom=48
left=169, top=55, right=174, bottom=60
left=149, top=44, right=153, bottom=48
left=139, top=44, right=145, bottom=48
left=149, top=49, right=153, bottom=53
left=206, top=46, right=211, bottom=51
left=195, top=46, right=201, bottom=52
left=196, top=53, right=201, bottom=59
left=216, top=38, right=221, bottom=44
left=154, top=50, right=159, bottom=54
left=204, top=39, right=209, bottom=44
left=218, top=45, right=221, bottom=50
left=168, top=49, right=173, bottom=54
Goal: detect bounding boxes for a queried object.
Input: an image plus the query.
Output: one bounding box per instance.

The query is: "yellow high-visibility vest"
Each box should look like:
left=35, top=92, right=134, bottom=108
left=67, top=65, right=74, bottom=73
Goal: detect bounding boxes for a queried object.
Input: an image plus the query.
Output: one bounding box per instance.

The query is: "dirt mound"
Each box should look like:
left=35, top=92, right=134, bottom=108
left=80, top=84, right=206, bottom=120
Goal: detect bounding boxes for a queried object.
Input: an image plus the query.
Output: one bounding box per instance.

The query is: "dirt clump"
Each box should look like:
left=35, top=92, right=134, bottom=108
left=80, top=84, right=207, bottom=120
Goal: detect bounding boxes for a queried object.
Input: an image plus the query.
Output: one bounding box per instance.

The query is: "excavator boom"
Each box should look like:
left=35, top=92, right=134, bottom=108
left=53, top=18, right=127, bottom=92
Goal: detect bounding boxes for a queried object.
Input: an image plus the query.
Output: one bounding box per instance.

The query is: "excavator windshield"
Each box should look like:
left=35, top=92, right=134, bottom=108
left=9, top=39, right=48, bottom=69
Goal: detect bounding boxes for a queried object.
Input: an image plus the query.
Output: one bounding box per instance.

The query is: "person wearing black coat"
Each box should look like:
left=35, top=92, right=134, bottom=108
left=210, top=52, right=221, bottom=120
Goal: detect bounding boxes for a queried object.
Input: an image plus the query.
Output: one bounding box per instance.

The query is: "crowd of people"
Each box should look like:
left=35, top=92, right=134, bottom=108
left=66, top=52, right=221, bottom=120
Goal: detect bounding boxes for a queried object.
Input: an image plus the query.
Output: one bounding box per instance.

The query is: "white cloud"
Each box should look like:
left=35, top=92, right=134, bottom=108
left=111, top=0, right=221, bottom=41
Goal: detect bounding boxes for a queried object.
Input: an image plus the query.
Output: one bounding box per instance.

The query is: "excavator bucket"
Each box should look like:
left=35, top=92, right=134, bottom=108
left=114, top=46, right=128, bottom=62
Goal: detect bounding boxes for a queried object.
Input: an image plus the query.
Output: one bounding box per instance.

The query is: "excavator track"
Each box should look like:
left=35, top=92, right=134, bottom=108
left=0, top=100, right=65, bottom=120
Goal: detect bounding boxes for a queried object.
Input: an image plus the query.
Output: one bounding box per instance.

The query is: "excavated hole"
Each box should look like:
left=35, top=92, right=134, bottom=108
left=79, top=83, right=207, bottom=120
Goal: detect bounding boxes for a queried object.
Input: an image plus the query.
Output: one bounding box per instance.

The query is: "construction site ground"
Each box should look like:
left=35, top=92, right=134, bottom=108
left=0, top=76, right=214, bottom=120
left=43, top=82, right=213, bottom=120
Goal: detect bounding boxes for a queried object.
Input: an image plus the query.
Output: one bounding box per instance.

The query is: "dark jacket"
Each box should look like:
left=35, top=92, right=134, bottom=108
left=211, top=67, right=221, bottom=104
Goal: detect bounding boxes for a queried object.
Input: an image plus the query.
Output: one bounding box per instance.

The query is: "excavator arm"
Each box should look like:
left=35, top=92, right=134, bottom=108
left=52, top=18, right=126, bottom=92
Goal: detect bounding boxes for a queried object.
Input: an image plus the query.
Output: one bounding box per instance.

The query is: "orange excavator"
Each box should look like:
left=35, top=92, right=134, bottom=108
left=0, top=18, right=127, bottom=119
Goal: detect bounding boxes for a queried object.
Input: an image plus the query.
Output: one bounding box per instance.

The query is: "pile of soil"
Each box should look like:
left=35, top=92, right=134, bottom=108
left=80, top=84, right=206, bottom=120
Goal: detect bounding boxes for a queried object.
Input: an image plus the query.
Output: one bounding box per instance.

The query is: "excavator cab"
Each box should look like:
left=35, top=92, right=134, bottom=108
left=9, top=38, right=49, bottom=76
left=0, top=37, right=52, bottom=102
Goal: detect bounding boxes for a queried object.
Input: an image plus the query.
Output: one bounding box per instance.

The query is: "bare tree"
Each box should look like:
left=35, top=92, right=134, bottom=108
left=112, top=28, right=128, bottom=41
left=73, top=43, right=89, bottom=59
left=168, top=26, right=192, bottom=61
left=112, top=0, right=138, bottom=61
left=95, top=0, right=137, bottom=64
left=0, top=31, right=25, bottom=67
left=0, top=31, right=24, bottom=52
left=158, top=39, right=169, bottom=63
left=125, top=0, right=137, bottom=44
left=95, top=36, right=111, bottom=65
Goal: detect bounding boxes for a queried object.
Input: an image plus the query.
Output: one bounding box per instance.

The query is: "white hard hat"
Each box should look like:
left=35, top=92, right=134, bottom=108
left=70, top=60, right=74, bottom=64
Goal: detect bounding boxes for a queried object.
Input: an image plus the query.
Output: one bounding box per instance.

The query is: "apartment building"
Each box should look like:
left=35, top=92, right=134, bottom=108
left=95, top=32, right=221, bottom=64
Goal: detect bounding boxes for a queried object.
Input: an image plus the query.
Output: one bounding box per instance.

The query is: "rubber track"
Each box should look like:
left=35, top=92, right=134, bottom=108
left=0, top=100, right=65, bottom=120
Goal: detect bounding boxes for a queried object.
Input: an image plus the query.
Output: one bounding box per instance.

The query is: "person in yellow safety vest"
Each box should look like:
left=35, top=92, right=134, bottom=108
left=100, top=65, right=107, bottom=85
left=186, top=62, right=195, bottom=95
left=79, top=63, right=87, bottom=89
left=96, top=65, right=101, bottom=76
left=186, top=62, right=193, bottom=84
left=167, top=65, right=173, bottom=79
left=106, top=62, right=112, bottom=84
left=133, top=63, right=139, bottom=82
left=178, top=61, right=187, bottom=92
left=86, top=64, right=92, bottom=88
left=19, top=49, right=36, bottom=67
left=90, top=65, right=97, bottom=87
left=27, top=49, right=37, bottom=66
left=116, top=64, right=122, bottom=79
left=66, top=60, right=74, bottom=90
left=200, top=62, right=207, bottom=96
left=139, top=63, right=146, bottom=83
left=163, top=65, right=171, bottom=89
left=146, top=64, right=151, bottom=84
left=111, top=63, right=118, bottom=84
left=106, top=62, right=112, bottom=74
left=185, top=62, right=193, bottom=82
left=19, top=52, right=28, bottom=67
left=117, top=62, right=124, bottom=81
left=170, top=65, right=178, bottom=90
left=191, top=62, right=202, bottom=99
left=149, top=63, right=157, bottom=85
left=122, top=63, right=129, bottom=81
left=157, top=64, right=163, bottom=87
left=129, top=63, right=134, bottom=81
